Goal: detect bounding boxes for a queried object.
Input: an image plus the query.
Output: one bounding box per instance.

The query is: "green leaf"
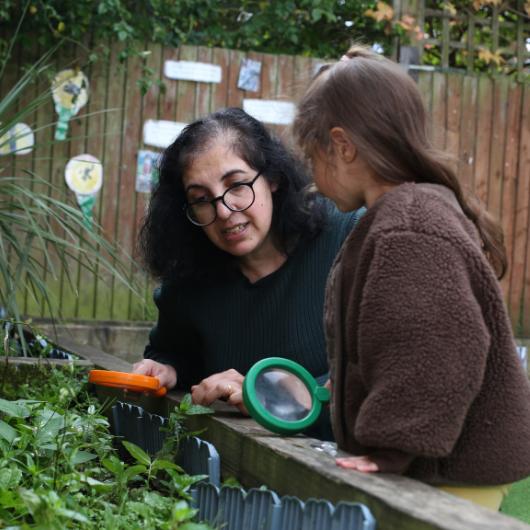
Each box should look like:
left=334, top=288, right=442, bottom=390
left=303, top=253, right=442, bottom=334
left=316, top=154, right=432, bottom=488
left=0, top=398, right=30, bottom=418
left=0, top=419, right=17, bottom=443
left=0, top=467, right=22, bottom=490
left=71, top=450, right=98, bottom=465
left=79, top=474, right=115, bottom=492
left=179, top=523, right=213, bottom=530
left=102, top=456, right=124, bottom=474
left=170, top=499, right=197, bottom=523
left=185, top=404, right=214, bottom=416
left=311, top=8, right=322, bottom=21
left=122, top=440, right=151, bottom=466
left=179, top=393, right=192, bottom=412
left=57, top=507, right=89, bottom=523
left=123, top=464, right=147, bottom=481
left=151, top=459, right=184, bottom=473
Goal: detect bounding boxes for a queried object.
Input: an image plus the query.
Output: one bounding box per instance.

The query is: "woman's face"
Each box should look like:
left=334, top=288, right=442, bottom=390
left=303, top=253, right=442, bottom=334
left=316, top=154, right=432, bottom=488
left=182, top=138, right=277, bottom=260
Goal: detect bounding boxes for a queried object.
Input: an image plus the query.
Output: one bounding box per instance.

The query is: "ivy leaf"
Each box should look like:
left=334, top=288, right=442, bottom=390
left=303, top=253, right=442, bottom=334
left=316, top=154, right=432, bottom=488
left=311, top=8, right=322, bottom=21
left=122, top=440, right=151, bottom=466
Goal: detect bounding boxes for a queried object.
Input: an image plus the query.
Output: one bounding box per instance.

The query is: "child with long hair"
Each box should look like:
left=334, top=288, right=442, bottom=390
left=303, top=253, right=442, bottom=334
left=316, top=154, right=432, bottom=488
left=293, top=45, right=530, bottom=509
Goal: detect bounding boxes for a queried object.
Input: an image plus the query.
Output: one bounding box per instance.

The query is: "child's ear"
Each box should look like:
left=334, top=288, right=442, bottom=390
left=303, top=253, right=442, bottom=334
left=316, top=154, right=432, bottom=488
left=329, top=127, right=357, bottom=163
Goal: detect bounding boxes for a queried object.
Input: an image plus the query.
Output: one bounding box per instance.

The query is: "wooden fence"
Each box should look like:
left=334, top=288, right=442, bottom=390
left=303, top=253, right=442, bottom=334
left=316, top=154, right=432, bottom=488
left=2, top=42, right=530, bottom=335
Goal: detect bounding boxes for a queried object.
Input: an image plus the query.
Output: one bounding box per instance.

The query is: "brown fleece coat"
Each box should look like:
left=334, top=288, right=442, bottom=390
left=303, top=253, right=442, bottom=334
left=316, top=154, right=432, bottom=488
left=325, top=183, right=530, bottom=485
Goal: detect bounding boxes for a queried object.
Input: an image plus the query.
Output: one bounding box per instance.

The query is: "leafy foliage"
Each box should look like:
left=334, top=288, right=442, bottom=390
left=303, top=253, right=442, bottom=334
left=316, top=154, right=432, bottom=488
left=0, top=0, right=398, bottom=61
left=1, top=1, right=526, bottom=76
left=0, top=359, right=213, bottom=529
left=364, top=0, right=529, bottom=75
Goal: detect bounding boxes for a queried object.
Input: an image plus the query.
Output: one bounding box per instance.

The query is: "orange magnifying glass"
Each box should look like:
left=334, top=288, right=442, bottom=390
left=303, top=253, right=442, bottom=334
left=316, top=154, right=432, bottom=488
left=88, top=370, right=167, bottom=397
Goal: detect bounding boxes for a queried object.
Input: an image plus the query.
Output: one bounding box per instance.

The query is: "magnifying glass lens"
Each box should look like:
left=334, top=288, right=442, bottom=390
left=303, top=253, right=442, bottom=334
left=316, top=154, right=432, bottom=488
left=255, top=368, right=312, bottom=421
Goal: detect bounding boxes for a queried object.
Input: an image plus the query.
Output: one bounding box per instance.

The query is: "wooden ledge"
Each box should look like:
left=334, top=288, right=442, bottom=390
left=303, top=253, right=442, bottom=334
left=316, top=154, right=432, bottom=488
left=1, top=356, right=93, bottom=367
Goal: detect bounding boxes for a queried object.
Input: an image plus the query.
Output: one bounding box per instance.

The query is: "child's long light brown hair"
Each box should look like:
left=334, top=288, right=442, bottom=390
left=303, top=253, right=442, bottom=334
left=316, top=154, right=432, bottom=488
left=293, top=45, right=507, bottom=279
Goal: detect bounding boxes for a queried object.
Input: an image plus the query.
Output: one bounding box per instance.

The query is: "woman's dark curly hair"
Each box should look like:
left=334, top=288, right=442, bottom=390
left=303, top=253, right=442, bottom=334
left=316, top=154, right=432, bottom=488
left=138, top=107, right=327, bottom=282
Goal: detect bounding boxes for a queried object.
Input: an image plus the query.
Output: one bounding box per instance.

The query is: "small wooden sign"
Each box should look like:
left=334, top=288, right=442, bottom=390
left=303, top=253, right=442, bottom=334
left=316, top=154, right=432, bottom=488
left=243, top=99, right=296, bottom=125
left=143, top=120, right=187, bottom=149
left=164, top=60, right=222, bottom=83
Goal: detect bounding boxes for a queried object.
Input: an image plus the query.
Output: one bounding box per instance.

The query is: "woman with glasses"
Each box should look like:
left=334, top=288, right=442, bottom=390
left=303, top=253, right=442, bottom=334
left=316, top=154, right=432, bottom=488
left=133, top=107, right=361, bottom=423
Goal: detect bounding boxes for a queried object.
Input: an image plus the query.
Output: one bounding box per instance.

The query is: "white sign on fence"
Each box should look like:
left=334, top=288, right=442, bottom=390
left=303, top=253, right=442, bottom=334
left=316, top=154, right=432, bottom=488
left=143, top=120, right=187, bottom=149
left=242, top=99, right=296, bottom=125
left=164, top=60, right=222, bottom=83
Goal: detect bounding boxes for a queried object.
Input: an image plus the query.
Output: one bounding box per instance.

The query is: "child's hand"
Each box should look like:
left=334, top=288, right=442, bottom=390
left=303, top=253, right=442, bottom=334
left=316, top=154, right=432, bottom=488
left=335, top=455, right=379, bottom=473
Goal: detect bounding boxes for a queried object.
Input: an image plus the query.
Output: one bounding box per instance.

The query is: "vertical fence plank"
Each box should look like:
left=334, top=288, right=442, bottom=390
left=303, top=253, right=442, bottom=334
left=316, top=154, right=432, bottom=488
left=292, top=55, right=314, bottom=103
left=445, top=73, right=463, bottom=173
left=23, top=47, right=55, bottom=316
left=50, top=45, right=80, bottom=319
left=226, top=49, right=245, bottom=109
left=500, top=82, right=521, bottom=300
left=260, top=52, right=279, bottom=135
left=431, top=72, right=447, bottom=150
left=176, top=45, right=199, bottom=125
left=211, top=47, right=230, bottom=112
left=129, top=43, right=163, bottom=321
left=487, top=77, right=509, bottom=223
left=417, top=70, right=434, bottom=143
left=76, top=50, right=110, bottom=319
left=196, top=46, right=214, bottom=117
left=473, top=76, right=493, bottom=205
left=161, top=45, right=179, bottom=121
left=509, top=83, right=529, bottom=333
left=111, top=49, right=144, bottom=320
left=13, top=45, right=40, bottom=314
left=69, top=43, right=92, bottom=320
left=520, top=86, right=530, bottom=335
left=96, top=42, right=127, bottom=320
left=275, top=53, right=296, bottom=141
left=90, top=44, right=112, bottom=319
left=458, top=74, right=478, bottom=194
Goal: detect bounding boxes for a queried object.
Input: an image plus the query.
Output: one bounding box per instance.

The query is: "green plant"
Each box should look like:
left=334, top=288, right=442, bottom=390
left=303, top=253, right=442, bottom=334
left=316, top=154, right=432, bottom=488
left=364, top=0, right=529, bottom=76
left=0, top=8, right=141, bottom=328
left=0, top=0, right=399, bottom=61
left=0, top=363, right=213, bottom=529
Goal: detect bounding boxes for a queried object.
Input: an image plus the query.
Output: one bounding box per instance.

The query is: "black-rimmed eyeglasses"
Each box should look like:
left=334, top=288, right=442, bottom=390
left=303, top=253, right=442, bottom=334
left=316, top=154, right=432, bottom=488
left=184, top=171, right=263, bottom=227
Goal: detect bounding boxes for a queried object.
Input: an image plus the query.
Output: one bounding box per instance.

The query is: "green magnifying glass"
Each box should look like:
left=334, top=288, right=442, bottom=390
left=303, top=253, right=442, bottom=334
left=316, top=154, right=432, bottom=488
left=242, top=357, right=330, bottom=435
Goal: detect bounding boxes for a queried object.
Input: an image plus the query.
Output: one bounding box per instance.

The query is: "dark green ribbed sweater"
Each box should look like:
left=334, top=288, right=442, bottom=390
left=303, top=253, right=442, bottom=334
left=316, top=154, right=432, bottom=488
left=144, top=205, right=361, bottom=390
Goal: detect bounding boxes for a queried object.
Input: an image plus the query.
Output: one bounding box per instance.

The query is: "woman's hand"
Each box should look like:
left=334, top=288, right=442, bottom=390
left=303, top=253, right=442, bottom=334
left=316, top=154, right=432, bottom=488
left=335, top=455, right=379, bottom=473
left=191, top=369, right=248, bottom=414
left=132, top=359, right=177, bottom=389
